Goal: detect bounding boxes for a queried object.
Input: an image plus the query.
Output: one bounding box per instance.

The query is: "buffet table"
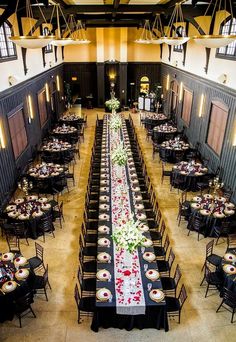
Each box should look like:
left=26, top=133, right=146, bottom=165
left=91, top=115, right=168, bottom=332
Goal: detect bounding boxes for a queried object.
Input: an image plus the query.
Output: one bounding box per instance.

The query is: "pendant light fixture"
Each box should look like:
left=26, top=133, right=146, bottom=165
left=161, top=2, right=190, bottom=46
left=151, top=14, right=165, bottom=44
left=192, top=0, right=236, bottom=48
left=51, top=3, right=73, bottom=47
left=134, top=20, right=152, bottom=44
left=9, top=0, right=54, bottom=49
left=67, top=15, right=91, bottom=45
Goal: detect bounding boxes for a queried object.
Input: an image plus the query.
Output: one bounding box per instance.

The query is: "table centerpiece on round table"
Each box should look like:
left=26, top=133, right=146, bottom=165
left=105, top=97, right=120, bottom=115
left=111, top=143, right=128, bottom=178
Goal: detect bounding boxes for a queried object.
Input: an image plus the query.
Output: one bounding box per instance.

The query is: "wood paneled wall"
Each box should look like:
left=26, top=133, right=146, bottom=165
left=63, top=62, right=97, bottom=106
left=0, top=65, right=64, bottom=209
left=161, top=63, right=236, bottom=202
left=127, top=62, right=161, bottom=103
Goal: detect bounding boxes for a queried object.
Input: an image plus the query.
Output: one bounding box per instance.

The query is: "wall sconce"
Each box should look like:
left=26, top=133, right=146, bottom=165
left=166, top=75, right=170, bottom=90
left=45, top=83, right=50, bottom=102
left=28, top=95, right=34, bottom=121
left=109, top=73, right=116, bottom=81
left=233, top=134, right=236, bottom=147
left=56, top=75, right=60, bottom=92
left=199, top=94, right=205, bottom=118
left=0, top=123, right=6, bottom=149
left=179, top=82, right=183, bottom=102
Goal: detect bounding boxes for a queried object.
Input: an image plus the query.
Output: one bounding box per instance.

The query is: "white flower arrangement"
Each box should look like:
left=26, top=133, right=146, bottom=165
left=112, top=215, right=145, bottom=253
left=105, top=97, right=120, bottom=110
left=110, top=114, right=122, bottom=132
left=111, top=143, right=128, bottom=166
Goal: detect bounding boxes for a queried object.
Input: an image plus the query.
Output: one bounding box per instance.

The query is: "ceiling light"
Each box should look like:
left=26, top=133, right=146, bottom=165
left=9, top=0, right=54, bottom=49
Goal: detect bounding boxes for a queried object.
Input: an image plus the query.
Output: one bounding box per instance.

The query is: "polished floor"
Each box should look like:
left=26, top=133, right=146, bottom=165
left=0, top=109, right=235, bottom=342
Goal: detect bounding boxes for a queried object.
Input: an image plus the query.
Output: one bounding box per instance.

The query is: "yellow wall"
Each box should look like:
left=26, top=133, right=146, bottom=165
left=64, top=28, right=97, bottom=62
left=1, top=10, right=236, bottom=92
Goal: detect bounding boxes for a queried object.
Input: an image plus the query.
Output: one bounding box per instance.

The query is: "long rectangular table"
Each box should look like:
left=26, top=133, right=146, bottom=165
left=91, top=115, right=168, bottom=332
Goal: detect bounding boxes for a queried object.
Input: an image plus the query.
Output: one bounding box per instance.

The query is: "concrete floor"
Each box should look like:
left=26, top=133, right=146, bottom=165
left=0, top=109, right=235, bottom=342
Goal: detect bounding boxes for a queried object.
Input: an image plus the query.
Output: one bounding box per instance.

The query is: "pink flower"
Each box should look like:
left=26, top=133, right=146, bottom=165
left=123, top=270, right=131, bottom=276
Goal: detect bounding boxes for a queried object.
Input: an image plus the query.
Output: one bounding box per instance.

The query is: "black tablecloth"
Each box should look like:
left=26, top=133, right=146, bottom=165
left=0, top=258, right=35, bottom=323
left=91, top=117, right=168, bottom=332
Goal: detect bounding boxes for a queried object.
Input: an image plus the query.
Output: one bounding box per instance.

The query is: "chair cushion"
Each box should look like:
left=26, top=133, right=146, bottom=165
left=85, top=234, right=97, bottom=243
left=153, top=246, right=165, bottom=257
left=150, top=231, right=161, bottom=241
left=83, top=246, right=97, bottom=257
left=206, top=254, right=222, bottom=267
left=83, top=260, right=97, bottom=273
left=28, top=256, right=42, bottom=269
left=79, top=296, right=96, bottom=312
left=165, top=296, right=180, bottom=312
left=156, top=260, right=169, bottom=273
left=161, top=277, right=176, bottom=290
left=83, top=278, right=96, bottom=292
left=32, top=275, right=45, bottom=289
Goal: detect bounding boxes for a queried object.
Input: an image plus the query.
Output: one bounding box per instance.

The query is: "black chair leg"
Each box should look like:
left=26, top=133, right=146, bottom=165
left=19, top=315, right=22, bottom=328
left=216, top=300, right=223, bottom=313
left=205, top=283, right=210, bottom=298
left=231, top=308, right=235, bottom=323
left=44, top=287, right=48, bottom=301
left=30, top=306, right=37, bottom=318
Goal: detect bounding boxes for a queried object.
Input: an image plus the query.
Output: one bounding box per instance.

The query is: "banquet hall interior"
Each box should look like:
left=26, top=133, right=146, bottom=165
left=0, top=0, right=236, bottom=341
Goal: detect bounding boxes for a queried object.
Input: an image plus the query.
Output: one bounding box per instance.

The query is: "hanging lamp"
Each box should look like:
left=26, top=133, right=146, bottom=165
left=51, top=3, right=73, bottom=47
left=67, top=16, right=91, bottom=45
left=9, top=0, right=54, bottom=49
left=150, top=14, right=165, bottom=44
left=161, top=2, right=190, bottom=46
left=134, top=20, right=152, bottom=44
left=192, top=0, right=236, bottom=48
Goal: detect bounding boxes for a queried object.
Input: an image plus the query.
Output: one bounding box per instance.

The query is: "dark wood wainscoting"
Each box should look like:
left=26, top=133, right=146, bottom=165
left=63, top=62, right=97, bottom=107
left=0, top=65, right=64, bottom=209
left=161, top=63, right=236, bottom=202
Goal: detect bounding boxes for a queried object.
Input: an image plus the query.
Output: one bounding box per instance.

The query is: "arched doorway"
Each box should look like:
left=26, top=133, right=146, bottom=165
left=140, top=76, right=150, bottom=95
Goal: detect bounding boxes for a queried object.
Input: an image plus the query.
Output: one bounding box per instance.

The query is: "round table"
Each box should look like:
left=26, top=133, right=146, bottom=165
left=40, top=140, right=73, bottom=164
left=144, top=113, right=168, bottom=129
left=52, top=125, right=78, bottom=144
left=0, top=252, right=34, bottom=323
left=159, top=139, right=190, bottom=163
left=59, top=114, right=83, bottom=128
left=5, top=196, right=52, bottom=239
left=153, top=124, right=177, bottom=144
left=172, top=161, right=208, bottom=191
left=27, top=163, right=66, bottom=194
left=189, top=194, right=235, bottom=236
left=221, top=250, right=236, bottom=292
left=28, top=162, right=65, bottom=179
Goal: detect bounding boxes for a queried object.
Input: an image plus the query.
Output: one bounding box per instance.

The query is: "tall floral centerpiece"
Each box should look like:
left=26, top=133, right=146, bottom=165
left=110, top=114, right=122, bottom=132
left=105, top=97, right=120, bottom=115
left=111, top=143, right=128, bottom=178
left=112, top=215, right=145, bottom=267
